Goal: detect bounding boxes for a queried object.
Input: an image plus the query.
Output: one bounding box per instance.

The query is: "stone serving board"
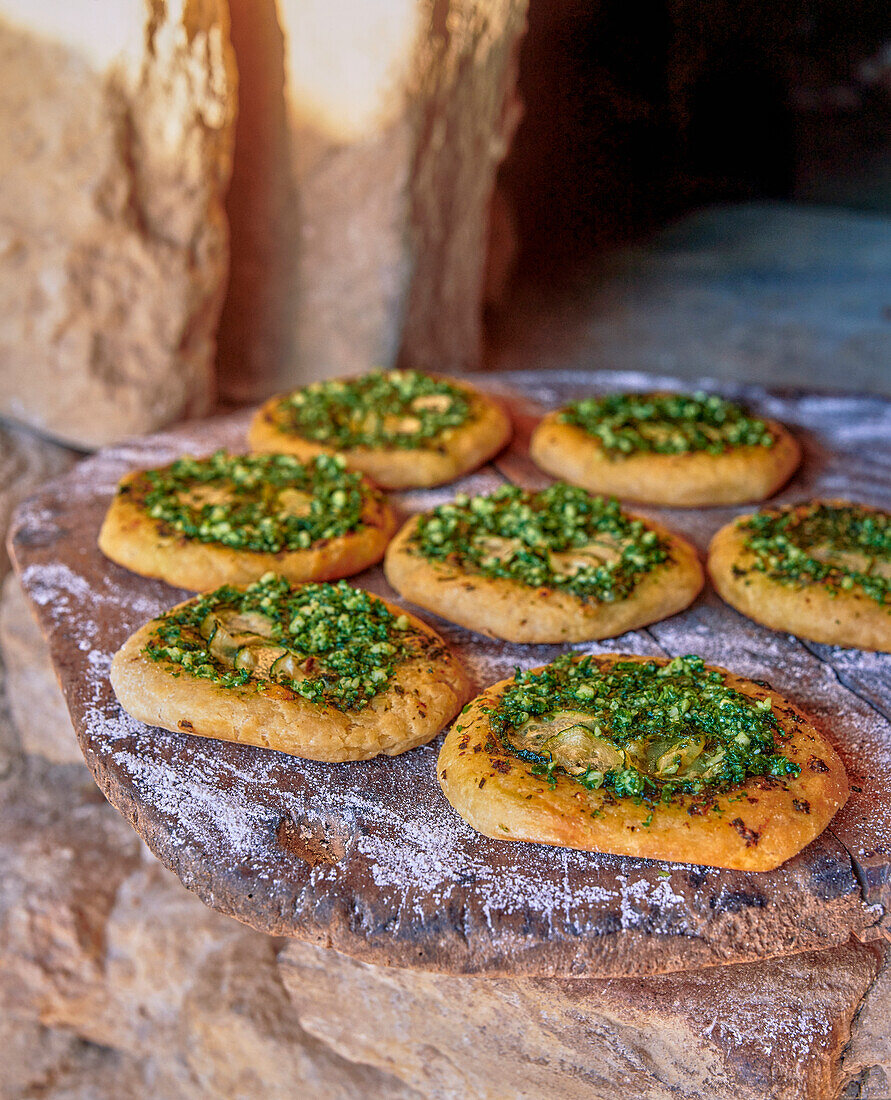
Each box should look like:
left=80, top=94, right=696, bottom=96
left=9, top=371, right=891, bottom=977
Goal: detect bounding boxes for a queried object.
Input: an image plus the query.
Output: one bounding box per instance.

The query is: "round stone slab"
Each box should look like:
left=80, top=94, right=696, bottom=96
left=10, top=371, right=891, bottom=977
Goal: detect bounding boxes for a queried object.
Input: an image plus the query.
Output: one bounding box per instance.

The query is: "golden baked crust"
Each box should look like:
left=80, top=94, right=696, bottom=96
left=248, top=375, right=512, bottom=490
left=111, top=585, right=473, bottom=762
left=530, top=411, right=800, bottom=507
left=98, top=458, right=398, bottom=592
left=383, top=514, right=703, bottom=644
left=438, top=654, right=848, bottom=871
left=709, top=501, right=891, bottom=652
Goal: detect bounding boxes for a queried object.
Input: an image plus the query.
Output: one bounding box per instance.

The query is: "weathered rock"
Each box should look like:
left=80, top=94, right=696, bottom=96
left=0, top=1012, right=163, bottom=1100
left=0, top=751, right=145, bottom=1030
left=0, top=572, right=81, bottom=764
left=0, top=1, right=236, bottom=448
left=0, top=420, right=76, bottom=576
left=840, top=945, right=891, bottom=1096
left=280, top=938, right=886, bottom=1100
left=182, top=927, right=421, bottom=1099
left=0, top=668, right=420, bottom=1098
left=217, top=0, right=527, bottom=402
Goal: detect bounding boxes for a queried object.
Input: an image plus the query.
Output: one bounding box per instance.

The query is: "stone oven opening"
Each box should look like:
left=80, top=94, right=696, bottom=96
left=484, top=0, right=891, bottom=391
left=496, top=0, right=891, bottom=282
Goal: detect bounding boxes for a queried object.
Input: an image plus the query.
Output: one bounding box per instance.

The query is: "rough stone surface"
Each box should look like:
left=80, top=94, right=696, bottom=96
left=0, top=1, right=236, bottom=449
left=0, top=667, right=423, bottom=1099
left=841, top=945, right=891, bottom=1097
left=0, top=572, right=80, bottom=764
left=0, top=420, right=76, bottom=576
left=491, top=204, right=891, bottom=399
left=9, top=373, right=891, bottom=977
left=280, top=938, right=887, bottom=1100
left=217, top=0, right=527, bottom=402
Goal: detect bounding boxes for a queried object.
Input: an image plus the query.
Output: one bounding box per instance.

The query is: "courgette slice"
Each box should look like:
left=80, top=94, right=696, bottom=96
left=647, top=735, right=705, bottom=778
left=270, top=652, right=303, bottom=682
left=543, top=724, right=624, bottom=775
left=233, top=646, right=257, bottom=672
left=208, top=621, right=239, bottom=663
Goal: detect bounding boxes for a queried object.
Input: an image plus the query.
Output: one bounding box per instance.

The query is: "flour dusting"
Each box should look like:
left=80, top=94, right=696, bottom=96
left=10, top=376, right=891, bottom=974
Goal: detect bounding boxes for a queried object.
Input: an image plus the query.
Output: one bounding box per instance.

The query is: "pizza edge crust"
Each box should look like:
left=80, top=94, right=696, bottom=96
left=530, top=412, right=801, bottom=507
left=437, top=654, right=849, bottom=871
left=247, top=379, right=512, bottom=490
left=383, top=514, right=704, bottom=643
left=110, top=595, right=473, bottom=761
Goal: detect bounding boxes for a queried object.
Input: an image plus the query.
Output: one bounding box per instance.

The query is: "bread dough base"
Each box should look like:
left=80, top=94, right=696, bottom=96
left=248, top=380, right=512, bottom=490
left=709, top=513, right=891, bottom=652
left=438, top=654, right=848, bottom=871
left=530, top=413, right=801, bottom=507
left=384, top=515, right=704, bottom=643
left=111, top=597, right=473, bottom=762
left=98, top=471, right=398, bottom=592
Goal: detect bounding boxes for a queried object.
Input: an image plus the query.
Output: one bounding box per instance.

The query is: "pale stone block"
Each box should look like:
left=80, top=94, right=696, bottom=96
left=0, top=572, right=81, bottom=764
left=0, top=422, right=76, bottom=577
left=0, top=714, right=421, bottom=1097
left=218, top=0, right=527, bottom=401
left=279, top=937, right=887, bottom=1100
left=0, top=0, right=236, bottom=448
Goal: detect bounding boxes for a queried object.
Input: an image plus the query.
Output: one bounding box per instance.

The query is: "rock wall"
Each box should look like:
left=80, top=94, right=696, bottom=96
left=0, top=641, right=420, bottom=1098
left=217, top=0, right=528, bottom=402
left=279, top=940, right=889, bottom=1100
left=0, top=424, right=75, bottom=577
left=0, top=0, right=236, bottom=449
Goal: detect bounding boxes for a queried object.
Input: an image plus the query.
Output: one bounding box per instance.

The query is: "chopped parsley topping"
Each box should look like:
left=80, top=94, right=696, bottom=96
left=560, top=391, right=775, bottom=457
left=409, top=483, right=669, bottom=603
left=144, top=575, right=435, bottom=711
left=737, top=501, right=891, bottom=607
left=273, top=370, right=473, bottom=449
left=126, top=451, right=372, bottom=553
left=488, top=654, right=800, bottom=806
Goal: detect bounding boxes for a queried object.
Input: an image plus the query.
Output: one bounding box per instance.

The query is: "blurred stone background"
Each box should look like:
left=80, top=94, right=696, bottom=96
left=1, top=0, right=890, bottom=1096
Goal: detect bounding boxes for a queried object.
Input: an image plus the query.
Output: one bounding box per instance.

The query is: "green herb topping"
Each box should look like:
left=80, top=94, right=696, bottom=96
left=274, top=370, right=473, bottom=449
left=489, top=654, right=799, bottom=805
left=144, top=575, right=434, bottom=711
left=126, top=451, right=373, bottom=553
left=409, top=483, right=669, bottom=602
left=560, top=391, right=775, bottom=457
left=737, top=501, right=891, bottom=607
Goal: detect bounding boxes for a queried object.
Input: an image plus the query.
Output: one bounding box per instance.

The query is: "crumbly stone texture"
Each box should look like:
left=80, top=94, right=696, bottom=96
left=0, top=1, right=236, bottom=448
left=439, top=654, right=848, bottom=871
left=710, top=501, right=891, bottom=652
left=280, top=938, right=888, bottom=1100
left=249, top=375, right=513, bottom=490
left=385, top=510, right=702, bottom=643
left=112, top=583, right=472, bottom=762
left=0, top=572, right=81, bottom=764
left=0, top=692, right=420, bottom=1098
left=217, top=0, right=527, bottom=400
left=531, top=410, right=801, bottom=507
left=98, top=455, right=398, bottom=591
left=0, top=419, right=76, bottom=576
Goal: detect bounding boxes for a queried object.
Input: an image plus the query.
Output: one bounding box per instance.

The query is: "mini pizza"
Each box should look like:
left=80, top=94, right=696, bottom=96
left=530, top=391, right=800, bottom=507
left=98, top=451, right=398, bottom=591
left=709, top=499, right=891, bottom=651
left=384, top=483, right=703, bottom=643
left=438, top=652, right=848, bottom=871
left=111, top=575, right=473, bottom=761
left=248, top=369, right=512, bottom=490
